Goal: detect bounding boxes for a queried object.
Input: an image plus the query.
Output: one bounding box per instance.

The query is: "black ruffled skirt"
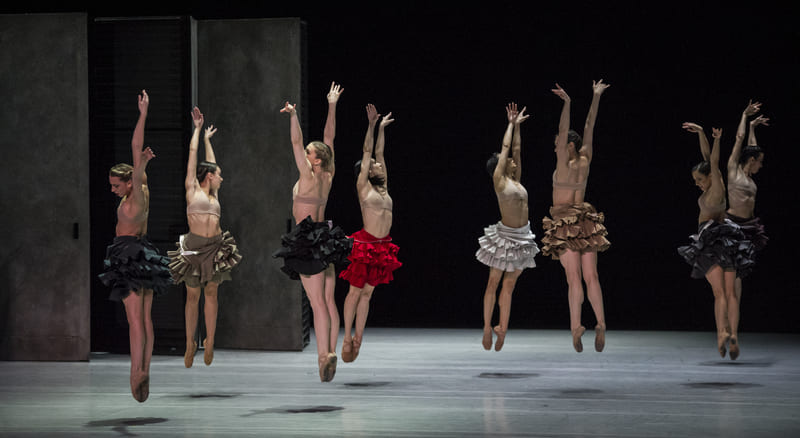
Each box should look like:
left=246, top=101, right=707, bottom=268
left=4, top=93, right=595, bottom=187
left=273, top=216, right=353, bottom=280
left=726, top=213, right=768, bottom=253
left=98, top=235, right=173, bottom=301
left=677, top=219, right=755, bottom=279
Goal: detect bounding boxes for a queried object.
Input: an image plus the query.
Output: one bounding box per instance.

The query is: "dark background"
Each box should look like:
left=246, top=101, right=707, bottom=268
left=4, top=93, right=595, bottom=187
left=6, top=2, right=799, bottom=333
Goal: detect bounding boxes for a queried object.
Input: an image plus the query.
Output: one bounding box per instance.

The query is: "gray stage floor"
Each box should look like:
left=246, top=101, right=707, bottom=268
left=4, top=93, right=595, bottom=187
left=1, top=328, right=799, bottom=437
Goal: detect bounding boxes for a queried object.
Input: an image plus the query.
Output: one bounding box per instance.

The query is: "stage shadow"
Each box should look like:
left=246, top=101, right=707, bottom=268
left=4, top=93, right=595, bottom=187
left=698, top=359, right=775, bottom=367
left=477, top=372, right=540, bottom=379
left=85, top=417, right=168, bottom=436
left=344, top=381, right=393, bottom=388
left=682, top=382, right=763, bottom=390
left=241, top=405, right=345, bottom=417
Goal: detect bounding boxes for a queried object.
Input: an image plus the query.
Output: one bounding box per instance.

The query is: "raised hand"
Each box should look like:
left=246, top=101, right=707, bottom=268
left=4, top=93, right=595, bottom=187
left=191, top=107, right=204, bottom=129
left=366, top=103, right=380, bottom=123
left=506, top=102, right=519, bottom=123
left=280, top=101, right=296, bottom=115
left=592, top=79, right=610, bottom=95
left=682, top=122, right=704, bottom=134
left=205, top=125, right=217, bottom=140
left=327, top=82, right=343, bottom=104
left=380, top=112, right=395, bottom=128
left=744, top=99, right=762, bottom=116
left=141, top=147, right=156, bottom=163
left=712, top=127, right=722, bottom=139
left=138, top=90, right=149, bottom=115
left=750, top=115, right=770, bottom=127
left=515, top=106, right=530, bottom=125
left=551, top=83, right=570, bottom=102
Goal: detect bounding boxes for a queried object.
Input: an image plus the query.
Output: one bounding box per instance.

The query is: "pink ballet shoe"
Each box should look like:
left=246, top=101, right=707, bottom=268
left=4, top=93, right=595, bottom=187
left=482, top=328, right=492, bottom=350
left=184, top=341, right=197, bottom=368
left=595, top=324, right=606, bottom=352
left=493, top=326, right=506, bottom=352
left=342, top=337, right=355, bottom=363
left=572, top=326, right=586, bottom=353
left=729, top=336, right=740, bottom=360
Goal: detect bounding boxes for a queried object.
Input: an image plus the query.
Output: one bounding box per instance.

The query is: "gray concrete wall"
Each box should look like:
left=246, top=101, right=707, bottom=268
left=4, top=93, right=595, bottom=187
left=197, top=18, right=307, bottom=350
left=0, top=14, right=90, bottom=360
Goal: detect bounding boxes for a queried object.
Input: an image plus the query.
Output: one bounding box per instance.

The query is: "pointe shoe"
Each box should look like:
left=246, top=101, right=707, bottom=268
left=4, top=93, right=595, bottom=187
left=493, top=326, right=506, bottom=352
left=342, top=337, right=355, bottom=363
left=729, top=336, right=740, bottom=360
left=718, top=332, right=731, bottom=358
left=482, top=328, right=493, bottom=350
left=203, top=339, right=214, bottom=366
left=139, top=374, right=150, bottom=403
left=572, top=326, right=586, bottom=353
left=352, top=337, right=362, bottom=362
left=184, top=341, right=197, bottom=368
left=131, top=372, right=148, bottom=403
left=595, top=324, right=606, bottom=352
left=319, top=353, right=337, bottom=382
left=327, top=353, right=338, bottom=381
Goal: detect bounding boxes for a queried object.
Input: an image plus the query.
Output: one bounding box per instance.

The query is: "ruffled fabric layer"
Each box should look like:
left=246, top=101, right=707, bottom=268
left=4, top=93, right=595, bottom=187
left=541, top=202, right=610, bottom=260
left=98, top=235, right=172, bottom=302
left=677, top=219, right=756, bottom=279
left=167, top=230, right=242, bottom=288
left=273, top=216, right=353, bottom=280
left=726, top=213, right=768, bottom=254
left=475, top=221, right=539, bottom=272
left=339, top=229, right=402, bottom=288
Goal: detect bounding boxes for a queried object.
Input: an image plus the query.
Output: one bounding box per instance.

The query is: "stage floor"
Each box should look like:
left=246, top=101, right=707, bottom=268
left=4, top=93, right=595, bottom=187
left=1, top=328, right=799, bottom=437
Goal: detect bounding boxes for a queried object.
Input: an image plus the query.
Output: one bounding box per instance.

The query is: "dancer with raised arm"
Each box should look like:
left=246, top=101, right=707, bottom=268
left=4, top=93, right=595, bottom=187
left=274, top=82, right=352, bottom=381
left=169, top=107, right=242, bottom=368
left=678, top=122, right=753, bottom=359
left=98, top=90, right=171, bottom=402
left=541, top=81, right=611, bottom=353
left=726, top=101, right=768, bottom=301
left=339, top=104, right=402, bottom=363
left=476, top=103, right=538, bottom=351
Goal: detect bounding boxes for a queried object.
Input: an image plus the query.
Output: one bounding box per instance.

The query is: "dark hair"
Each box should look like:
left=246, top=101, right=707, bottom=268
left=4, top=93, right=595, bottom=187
left=692, top=161, right=711, bottom=176
left=485, top=153, right=499, bottom=176
left=197, top=161, right=219, bottom=183
left=354, top=160, right=385, bottom=187
left=740, top=145, right=764, bottom=165
left=567, top=129, right=582, bottom=149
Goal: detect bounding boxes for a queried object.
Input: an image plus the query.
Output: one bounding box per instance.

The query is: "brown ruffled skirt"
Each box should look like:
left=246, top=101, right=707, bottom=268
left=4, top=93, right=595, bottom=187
left=541, top=202, right=610, bottom=260
left=168, top=231, right=242, bottom=288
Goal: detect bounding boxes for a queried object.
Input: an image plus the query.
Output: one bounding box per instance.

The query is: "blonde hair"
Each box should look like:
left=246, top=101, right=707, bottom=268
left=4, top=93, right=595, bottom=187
left=109, top=163, right=133, bottom=181
left=308, top=141, right=332, bottom=172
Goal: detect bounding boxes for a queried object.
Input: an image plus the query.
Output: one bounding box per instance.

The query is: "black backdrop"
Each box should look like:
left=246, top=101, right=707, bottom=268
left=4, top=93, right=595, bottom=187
left=7, top=2, right=799, bottom=332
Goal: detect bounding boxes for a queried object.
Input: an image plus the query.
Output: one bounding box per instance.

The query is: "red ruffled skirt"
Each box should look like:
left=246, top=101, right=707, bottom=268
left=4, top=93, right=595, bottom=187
left=339, top=229, right=402, bottom=288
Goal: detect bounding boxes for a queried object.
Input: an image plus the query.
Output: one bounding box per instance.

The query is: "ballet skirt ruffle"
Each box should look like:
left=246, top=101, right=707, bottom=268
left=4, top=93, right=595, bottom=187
left=273, top=216, right=353, bottom=280
left=339, top=229, right=402, bottom=288
left=475, top=221, right=539, bottom=272
left=98, top=235, right=172, bottom=301
left=168, top=230, right=242, bottom=288
left=541, top=202, right=610, bottom=260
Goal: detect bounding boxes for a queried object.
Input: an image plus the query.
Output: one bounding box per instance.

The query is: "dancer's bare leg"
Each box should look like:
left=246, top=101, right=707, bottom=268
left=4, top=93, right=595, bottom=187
left=353, top=283, right=375, bottom=355
left=184, top=285, right=201, bottom=367
left=301, top=271, right=335, bottom=381
left=482, top=268, right=503, bottom=350
left=342, top=284, right=361, bottom=361
left=560, top=249, right=585, bottom=352
left=203, top=282, right=219, bottom=365
left=581, top=251, right=606, bottom=351
left=323, top=265, right=339, bottom=354
left=724, top=270, right=740, bottom=359
left=141, top=290, right=154, bottom=401
left=705, top=266, right=730, bottom=357
left=122, top=291, right=147, bottom=402
left=494, top=269, right=522, bottom=351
